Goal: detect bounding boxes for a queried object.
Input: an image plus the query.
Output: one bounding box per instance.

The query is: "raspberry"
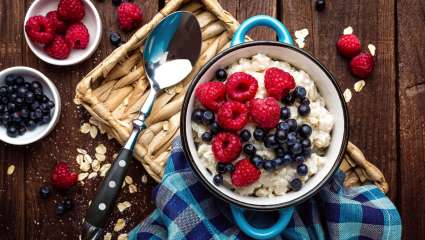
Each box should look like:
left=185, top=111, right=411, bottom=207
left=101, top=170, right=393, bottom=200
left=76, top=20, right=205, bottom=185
left=44, top=35, right=71, bottom=60
left=336, top=34, right=361, bottom=58
left=195, top=81, right=226, bottom=111
left=264, top=67, right=295, bottom=100
left=217, top=101, right=248, bottom=131
left=212, top=132, right=242, bottom=163
left=51, top=162, right=78, bottom=190
left=231, top=159, right=261, bottom=187
left=249, top=97, right=281, bottom=129
left=57, top=0, right=85, bottom=23
left=117, top=3, right=143, bottom=31
left=25, top=16, right=55, bottom=44
left=46, top=11, right=67, bottom=34
left=65, top=23, right=90, bottom=49
left=350, top=53, right=374, bottom=78
left=226, top=72, right=258, bottom=102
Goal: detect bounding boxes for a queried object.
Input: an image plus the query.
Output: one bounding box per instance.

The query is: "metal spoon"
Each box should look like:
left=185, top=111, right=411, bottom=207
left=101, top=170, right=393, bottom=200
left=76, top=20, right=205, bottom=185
left=82, top=11, right=201, bottom=240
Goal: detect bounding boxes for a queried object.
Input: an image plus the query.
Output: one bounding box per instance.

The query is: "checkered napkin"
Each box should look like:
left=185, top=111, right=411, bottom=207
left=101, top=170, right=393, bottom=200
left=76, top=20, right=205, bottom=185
left=129, top=138, right=402, bottom=240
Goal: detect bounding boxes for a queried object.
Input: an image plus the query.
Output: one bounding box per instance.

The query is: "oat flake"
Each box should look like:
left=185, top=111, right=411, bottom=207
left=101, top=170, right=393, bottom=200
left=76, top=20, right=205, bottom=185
left=80, top=162, right=91, bottom=172
left=117, top=233, right=128, bottom=240
left=76, top=154, right=84, bottom=165
left=295, top=38, right=305, bottom=48
left=77, top=148, right=87, bottom=155
left=80, top=123, right=91, bottom=134
left=95, top=153, right=106, bottom=162
left=129, top=184, right=138, bottom=193
left=78, top=172, right=89, bottom=181
left=343, top=89, right=353, bottom=102
left=92, top=160, right=101, bottom=172
left=368, top=44, right=376, bottom=56
left=125, top=176, right=133, bottom=185
left=117, top=201, right=131, bottom=212
left=88, top=172, right=98, bottom=179
left=141, top=175, right=148, bottom=184
left=84, top=154, right=93, bottom=164
left=343, top=26, right=353, bottom=35
left=95, top=144, right=107, bottom=154
left=100, top=164, right=111, bottom=177
left=354, top=80, right=366, bottom=92
left=114, top=218, right=126, bottom=232
left=7, top=165, right=15, bottom=175
left=294, top=28, right=309, bottom=39
left=103, top=232, right=112, bottom=240
left=90, top=126, right=98, bottom=139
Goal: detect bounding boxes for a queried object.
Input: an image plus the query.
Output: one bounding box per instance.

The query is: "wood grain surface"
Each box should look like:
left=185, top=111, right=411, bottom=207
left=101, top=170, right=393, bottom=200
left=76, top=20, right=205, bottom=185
left=0, top=0, right=423, bottom=239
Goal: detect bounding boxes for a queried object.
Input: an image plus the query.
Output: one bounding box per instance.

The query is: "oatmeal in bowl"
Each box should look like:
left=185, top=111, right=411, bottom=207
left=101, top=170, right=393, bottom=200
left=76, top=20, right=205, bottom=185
left=190, top=53, right=335, bottom=197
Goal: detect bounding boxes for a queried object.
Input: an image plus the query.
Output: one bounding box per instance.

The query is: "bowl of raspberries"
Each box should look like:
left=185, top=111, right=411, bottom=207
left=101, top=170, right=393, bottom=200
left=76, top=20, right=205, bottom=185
left=24, top=0, right=102, bottom=66
left=180, top=16, right=349, bottom=239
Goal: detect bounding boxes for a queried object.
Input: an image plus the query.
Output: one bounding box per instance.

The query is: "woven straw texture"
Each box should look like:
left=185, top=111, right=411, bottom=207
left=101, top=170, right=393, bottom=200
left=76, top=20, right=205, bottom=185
left=74, top=0, right=388, bottom=194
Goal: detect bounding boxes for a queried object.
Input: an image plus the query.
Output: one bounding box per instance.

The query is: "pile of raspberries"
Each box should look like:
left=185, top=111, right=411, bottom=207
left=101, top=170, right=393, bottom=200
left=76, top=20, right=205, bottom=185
left=25, top=0, right=90, bottom=59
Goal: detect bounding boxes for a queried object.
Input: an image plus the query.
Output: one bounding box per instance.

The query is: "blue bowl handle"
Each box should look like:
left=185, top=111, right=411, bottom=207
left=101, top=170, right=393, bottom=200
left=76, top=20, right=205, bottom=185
left=231, top=205, right=294, bottom=239
left=231, top=15, right=294, bottom=47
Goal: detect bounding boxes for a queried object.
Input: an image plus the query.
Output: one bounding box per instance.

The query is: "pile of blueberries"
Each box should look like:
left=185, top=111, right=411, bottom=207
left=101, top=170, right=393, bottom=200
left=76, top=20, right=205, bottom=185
left=39, top=185, right=74, bottom=216
left=0, top=74, right=55, bottom=137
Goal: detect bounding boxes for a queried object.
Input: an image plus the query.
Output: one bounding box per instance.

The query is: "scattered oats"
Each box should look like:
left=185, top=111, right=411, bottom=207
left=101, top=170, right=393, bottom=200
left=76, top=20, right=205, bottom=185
left=90, top=126, right=98, bottom=139
left=7, top=165, right=15, bottom=175
left=84, top=154, right=93, bottom=164
left=294, top=28, right=309, bottom=39
left=95, top=153, right=106, bottom=162
left=100, top=164, right=111, bottom=177
left=80, top=162, right=91, bottom=172
left=114, top=219, right=126, bottom=232
left=80, top=123, right=91, bottom=134
left=368, top=44, right=376, bottom=56
left=88, top=172, right=98, bottom=179
left=117, top=201, right=131, bottom=212
left=295, top=38, right=305, bottom=48
left=77, top=148, right=87, bottom=154
left=113, top=153, right=118, bottom=159
left=103, top=232, right=112, bottom=240
left=141, top=175, right=148, bottom=184
left=92, top=160, right=101, bottom=172
left=117, top=233, right=128, bottom=240
left=343, top=26, right=353, bottom=35
left=95, top=144, right=107, bottom=154
left=78, top=172, right=89, bottom=181
left=129, top=184, right=138, bottom=193
left=343, top=89, right=353, bottom=103
left=354, top=80, right=366, bottom=92
left=125, top=176, right=133, bottom=185
left=76, top=154, right=84, bottom=165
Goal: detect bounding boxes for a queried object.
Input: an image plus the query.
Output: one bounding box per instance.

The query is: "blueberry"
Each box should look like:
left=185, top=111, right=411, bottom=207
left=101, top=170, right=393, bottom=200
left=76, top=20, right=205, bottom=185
left=41, top=95, right=49, bottom=103
left=5, top=74, right=17, bottom=85
left=264, top=134, right=278, bottom=148
left=282, top=92, right=295, bottom=105
left=303, top=148, right=312, bottom=158
left=301, top=139, right=311, bottom=148
left=243, top=144, right=256, bottom=156
left=18, top=126, right=26, bottom=135
left=39, top=185, right=51, bottom=199
left=191, top=109, right=204, bottom=123
left=40, top=103, right=50, bottom=113
left=201, top=132, right=213, bottom=142
left=7, top=126, right=18, bottom=137
left=56, top=203, right=66, bottom=216
left=0, top=105, right=5, bottom=113
left=31, top=101, right=40, bottom=111
left=277, top=122, right=290, bottom=132
left=35, top=109, right=43, bottom=119
left=280, top=107, right=291, bottom=120
left=213, top=174, right=223, bottom=185
left=1, top=113, right=10, bottom=125
left=7, top=103, right=16, bottom=112
left=16, top=76, right=24, bottom=85
left=294, top=86, right=306, bottom=100
left=299, top=124, right=312, bottom=138
left=286, top=132, right=298, bottom=145
left=315, top=0, right=326, bottom=11
left=294, top=155, right=305, bottom=164
left=24, top=82, right=31, bottom=89
left=216, top=163, right=226, bottom=174
left=0, top=86, right=7, bottom=96
left=290, top=178, right=302, bottom=191
left=250, top=155, right=264, bottom=168
left=11, top=112, right=21, bottom=123
left=215, top=69, right=227, bottom=81
left=25, top=92, right=35, bottom=103
left=273, top=157, right=284, bottom=167
left=297, top=164, right=308, bottom=176
left=202, top=110, right=215, bottom=125
left=1, top=96, right=8, bottom=104
left=46, top=100, right=55, bottom=109
left=225, top=164, right=235, bottom=173
left=6, top=85, right=14, bottom=93
left=63, top=197, right=73, bottom=210
left=286, top=119, right=297, bottom=131
left=26, top=120, right=36, bottom=130
left=301, top=98, right=310, bottom=105
left=41, top=114, right=51, bottom=124
left=253, top=128, right=266, bottom=141
left=209, top=122, right=221, bottom=134
left=8, top=93, right=17, bottom=102
left=17, top=87, right=27, bottom=97
left=275, top=130, right=287, bottom=143
left=110, top=32, right=122, bottom=47
left=263, top=160, right=276, bottom=171
left=274, top=147, right=285, bottom=157
left=291, top=143, right=303, bottom=155
left=112, top=0, right=122, bottom=6
left=298, top=104, right=310, bottom=116
left=239, top=129, right=251, bottom=142
left=282, top=154, right=293, bottom=164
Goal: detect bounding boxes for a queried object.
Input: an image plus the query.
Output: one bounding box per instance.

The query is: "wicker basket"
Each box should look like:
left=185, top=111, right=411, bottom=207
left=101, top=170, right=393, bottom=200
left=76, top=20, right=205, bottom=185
left=74, top=0, right=388, bottom=193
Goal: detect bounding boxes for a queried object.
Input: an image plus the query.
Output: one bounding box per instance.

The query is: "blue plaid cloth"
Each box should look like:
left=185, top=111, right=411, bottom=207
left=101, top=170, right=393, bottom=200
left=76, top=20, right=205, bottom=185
left=129, top=138, right=401, bottom=240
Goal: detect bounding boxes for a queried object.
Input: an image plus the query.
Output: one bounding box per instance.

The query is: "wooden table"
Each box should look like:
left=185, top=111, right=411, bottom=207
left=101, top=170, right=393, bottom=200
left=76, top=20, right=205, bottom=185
left=0, top=0, right=423, bottom=239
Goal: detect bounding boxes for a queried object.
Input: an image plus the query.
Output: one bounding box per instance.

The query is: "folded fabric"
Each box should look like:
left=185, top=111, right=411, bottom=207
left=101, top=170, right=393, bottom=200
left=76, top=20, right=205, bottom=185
left=129, top=138, right=401, bottom=240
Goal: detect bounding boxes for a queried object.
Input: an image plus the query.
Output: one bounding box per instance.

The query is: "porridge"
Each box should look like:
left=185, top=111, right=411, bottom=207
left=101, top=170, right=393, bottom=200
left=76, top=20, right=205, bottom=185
left=191, top=53, right=334, bottom=197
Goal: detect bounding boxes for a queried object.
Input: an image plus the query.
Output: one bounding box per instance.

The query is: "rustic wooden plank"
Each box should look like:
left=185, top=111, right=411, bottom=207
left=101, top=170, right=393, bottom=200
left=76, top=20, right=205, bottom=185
left=20, top=1, right=159, bottom=239
left=0, top=1, right=26, bottom=239
left=281, top=0, right=398, bottom=200
left=397, top=0, right=425, bottom=238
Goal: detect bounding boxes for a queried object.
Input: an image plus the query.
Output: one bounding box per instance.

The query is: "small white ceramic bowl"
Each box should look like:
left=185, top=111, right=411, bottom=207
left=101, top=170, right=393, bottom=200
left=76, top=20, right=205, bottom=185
left=24, top=0, right=102, bottom=66
left=0, top=67, right=61, bottom=145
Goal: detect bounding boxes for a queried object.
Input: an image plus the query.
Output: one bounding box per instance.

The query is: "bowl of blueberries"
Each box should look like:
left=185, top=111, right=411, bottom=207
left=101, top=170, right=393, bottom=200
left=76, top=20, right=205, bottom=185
left=0, top=66, right=60, bottom=145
